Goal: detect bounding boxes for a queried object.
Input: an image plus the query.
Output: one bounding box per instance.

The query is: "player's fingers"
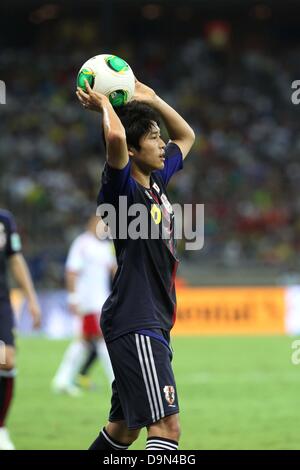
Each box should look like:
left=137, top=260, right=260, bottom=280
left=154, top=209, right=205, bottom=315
left=77, top=87, right=89, bottom=100
left=76, top=92, right=86, bottom=104
left=76, top=93, right=90, bottom=108
left=77, top=98, right=87, bottom=108
left=84, top=79, right=93, bottom=94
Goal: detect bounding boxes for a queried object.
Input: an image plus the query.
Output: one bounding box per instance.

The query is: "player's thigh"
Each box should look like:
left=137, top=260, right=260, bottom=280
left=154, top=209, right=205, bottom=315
left=0, top=345, right=15, bottom=370
left=107, top=333, right=179, bottom=430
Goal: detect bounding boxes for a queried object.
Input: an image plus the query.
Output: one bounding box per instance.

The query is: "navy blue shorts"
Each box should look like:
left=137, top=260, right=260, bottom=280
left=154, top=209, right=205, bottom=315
left=0, top=299, right=15, bottom=347
left=107, top=331, right=179, bottom=430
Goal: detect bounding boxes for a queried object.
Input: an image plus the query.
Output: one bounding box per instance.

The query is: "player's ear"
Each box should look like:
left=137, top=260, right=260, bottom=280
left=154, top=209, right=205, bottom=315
left=128, top=146, right=135, bottom=158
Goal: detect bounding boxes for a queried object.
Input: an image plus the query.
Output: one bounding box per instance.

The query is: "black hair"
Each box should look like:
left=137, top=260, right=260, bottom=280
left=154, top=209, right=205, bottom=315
left=115, top=100, right=160, bottom=150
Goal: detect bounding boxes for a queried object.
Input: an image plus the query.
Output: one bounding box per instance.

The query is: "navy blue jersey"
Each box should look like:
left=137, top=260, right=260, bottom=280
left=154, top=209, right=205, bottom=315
left=97, top=142, right=183, bottom=342
left=0, top=210, right=22, bottom=300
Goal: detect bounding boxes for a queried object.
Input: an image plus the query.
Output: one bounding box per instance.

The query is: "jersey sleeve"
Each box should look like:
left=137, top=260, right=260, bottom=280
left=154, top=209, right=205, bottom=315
left=6, top=212, right=22, bottom=257
left=154, top=141, right=183, bottom=186
left=65, top=238, right=83, bottom=272
left=97, top=161, right=136, bottom=206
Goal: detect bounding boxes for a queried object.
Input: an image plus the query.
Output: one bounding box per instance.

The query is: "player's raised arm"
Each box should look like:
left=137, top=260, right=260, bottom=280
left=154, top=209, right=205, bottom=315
left=133, top=80, right=195, bottom=160
left=76, top=80, right=128, bottom=169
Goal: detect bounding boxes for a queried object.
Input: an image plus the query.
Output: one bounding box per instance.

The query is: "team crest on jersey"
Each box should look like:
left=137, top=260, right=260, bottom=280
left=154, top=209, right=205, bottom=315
left=161, top=194, right=173, bottom=214
left=0, top=223, right=7, bottom=250
left=163, top=385, right=176, bottom=406
left=150, top=204, right=162, bottom=225
left=152, top=182, right=160, bottom=194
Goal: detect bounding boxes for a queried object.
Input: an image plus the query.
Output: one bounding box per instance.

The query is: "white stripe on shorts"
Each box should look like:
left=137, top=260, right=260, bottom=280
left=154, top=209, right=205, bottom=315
left=140, top=335, right=160, bottom=421
left=145, top=336, right=165, bottom=419
left=135, top=334, right=156, bottom=422
left=135, top=334, right=165, bottom=423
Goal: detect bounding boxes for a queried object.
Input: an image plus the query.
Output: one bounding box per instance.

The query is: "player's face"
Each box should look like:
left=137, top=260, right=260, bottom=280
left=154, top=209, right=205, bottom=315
left=132, top=122, right=166, bottom=171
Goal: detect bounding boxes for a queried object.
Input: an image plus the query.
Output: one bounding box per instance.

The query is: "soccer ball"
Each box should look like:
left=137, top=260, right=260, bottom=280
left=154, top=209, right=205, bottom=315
left=77, top=54, right=135, bottom=107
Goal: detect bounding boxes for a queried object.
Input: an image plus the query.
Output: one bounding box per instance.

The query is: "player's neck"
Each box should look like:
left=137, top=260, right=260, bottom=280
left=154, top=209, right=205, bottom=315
left=87, top=229, right=97, bottom=239
left=131, top=166, right=151, bottom=189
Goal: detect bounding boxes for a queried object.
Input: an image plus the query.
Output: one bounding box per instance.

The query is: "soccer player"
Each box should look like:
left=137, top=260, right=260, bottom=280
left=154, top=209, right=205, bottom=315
left=52, top=215, right=116, bottom=396
left=76, top=78, right=195, bottom=450
left=0, top=209, right=41, bottom=450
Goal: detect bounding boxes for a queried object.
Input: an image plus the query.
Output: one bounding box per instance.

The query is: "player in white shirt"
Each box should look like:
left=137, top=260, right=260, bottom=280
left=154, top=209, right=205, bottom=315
left=52, top=215, right=116, bottom=396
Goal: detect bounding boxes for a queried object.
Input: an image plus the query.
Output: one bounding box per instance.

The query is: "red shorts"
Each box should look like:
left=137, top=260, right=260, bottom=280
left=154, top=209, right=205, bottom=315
left=82, top=313, right=102, bottom=338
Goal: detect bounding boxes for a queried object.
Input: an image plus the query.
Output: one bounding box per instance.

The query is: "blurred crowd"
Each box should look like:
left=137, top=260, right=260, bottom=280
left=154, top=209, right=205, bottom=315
left=1, top=17, right=300, bottom=285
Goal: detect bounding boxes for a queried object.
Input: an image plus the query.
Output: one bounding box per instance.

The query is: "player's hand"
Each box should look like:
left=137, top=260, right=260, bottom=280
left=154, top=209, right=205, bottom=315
left=67, top=292, right=81, bottom=315
left=68, top=303, right=80, bottom=316
left=76, top=80, right=109, bottom=112
left=132, top=79, right=157, bottom=104
left=29, top=299, right=41, bottom=329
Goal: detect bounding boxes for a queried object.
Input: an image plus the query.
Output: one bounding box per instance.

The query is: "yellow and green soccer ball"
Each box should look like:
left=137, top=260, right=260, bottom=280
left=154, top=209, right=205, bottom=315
left=77, top=54, right=135, bottom=107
